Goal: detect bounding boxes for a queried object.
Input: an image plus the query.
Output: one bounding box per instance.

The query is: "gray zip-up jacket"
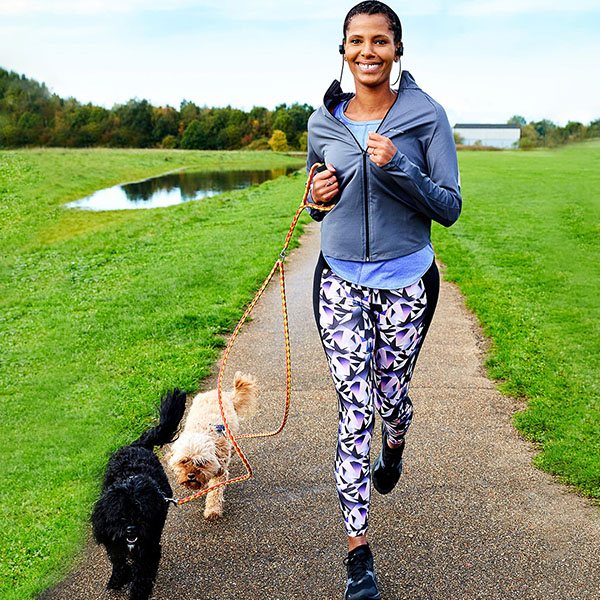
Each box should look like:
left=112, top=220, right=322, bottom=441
left=306, top=71, right=461, bottom=262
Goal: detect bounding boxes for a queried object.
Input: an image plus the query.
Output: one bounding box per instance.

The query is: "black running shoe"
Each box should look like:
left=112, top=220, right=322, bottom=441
left=343, top=544, right=381, bottom=600
left=372, top=421, right=405, bottom=495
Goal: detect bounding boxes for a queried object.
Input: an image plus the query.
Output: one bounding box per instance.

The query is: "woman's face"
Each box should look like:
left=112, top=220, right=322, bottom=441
left=343, top=13, right=398, bottom=89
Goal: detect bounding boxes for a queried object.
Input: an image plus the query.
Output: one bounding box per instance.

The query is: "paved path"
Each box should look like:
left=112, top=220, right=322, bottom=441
left=41, top=223, right=600, bottom=600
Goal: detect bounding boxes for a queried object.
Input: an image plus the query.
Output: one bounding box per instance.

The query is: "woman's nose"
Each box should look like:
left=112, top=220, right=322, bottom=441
left=361, top=42, right=374, bottom=56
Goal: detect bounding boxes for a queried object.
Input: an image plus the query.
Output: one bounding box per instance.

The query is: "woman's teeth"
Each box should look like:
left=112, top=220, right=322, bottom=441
left=358, top=63, right=381, bottom=71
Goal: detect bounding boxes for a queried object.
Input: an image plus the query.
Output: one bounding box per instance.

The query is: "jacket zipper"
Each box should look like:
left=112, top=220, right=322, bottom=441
left=362, top=151, right=370, bottom=261
left=323, top=87, right=401, bottom=262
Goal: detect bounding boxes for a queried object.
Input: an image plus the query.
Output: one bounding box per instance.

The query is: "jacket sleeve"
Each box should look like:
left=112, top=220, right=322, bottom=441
left=381, top=104, right=462, bottom=227
left=304, top=128, right=327, bottom=222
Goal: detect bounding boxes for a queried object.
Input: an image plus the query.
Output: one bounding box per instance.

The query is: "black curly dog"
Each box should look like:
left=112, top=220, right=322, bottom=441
left=92, top=390, right=186, bottom=600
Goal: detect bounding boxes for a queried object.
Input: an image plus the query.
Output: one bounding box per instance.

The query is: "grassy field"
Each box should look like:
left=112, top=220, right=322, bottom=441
left=1, top=143, right=598, bottom=599
left=0, top=148, right=308, bottom=600
left=432, top=141, right=600, bottom=498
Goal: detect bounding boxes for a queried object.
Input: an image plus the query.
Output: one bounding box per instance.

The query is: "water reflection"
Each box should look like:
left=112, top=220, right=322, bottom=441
left=67, top=167, right=298, bottom=211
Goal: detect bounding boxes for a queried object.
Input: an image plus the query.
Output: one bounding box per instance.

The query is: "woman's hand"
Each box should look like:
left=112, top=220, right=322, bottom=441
left=367, top=132, right=397, bottom=167
left=311, top=163, right=339, bottom=204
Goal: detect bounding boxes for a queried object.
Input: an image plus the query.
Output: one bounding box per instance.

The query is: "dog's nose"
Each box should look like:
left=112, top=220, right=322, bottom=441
left=187, top=473, right=195, bottom=480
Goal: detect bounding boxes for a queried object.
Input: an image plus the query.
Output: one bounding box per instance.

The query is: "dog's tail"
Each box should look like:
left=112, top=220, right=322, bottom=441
left=131, top=389, right=187, bottom=450
left=232, top=372, right=258, bottom=418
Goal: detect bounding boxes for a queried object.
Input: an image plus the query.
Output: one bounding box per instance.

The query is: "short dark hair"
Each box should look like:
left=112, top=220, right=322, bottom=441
left=343, top=1, right=402, bottom=46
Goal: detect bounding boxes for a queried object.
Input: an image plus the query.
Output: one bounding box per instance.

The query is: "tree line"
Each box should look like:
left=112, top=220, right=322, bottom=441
left=507, top=115, right=599, bottom=149
left=0, top=67, right=313, bottom=151
left=1, top=68, right=598, bottom=151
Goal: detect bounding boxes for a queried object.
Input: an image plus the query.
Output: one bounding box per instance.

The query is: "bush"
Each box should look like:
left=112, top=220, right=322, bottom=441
left=248, top=137, right=270, bottom=150
left=0, top=124, right=22, bottom=147
left=298, top=131, right=308, bottom=152
left=161, top=134, right=177, bottom=149
left=519, top=124, right=541, bottom=149
left=268, top=129, right=288, bottom=152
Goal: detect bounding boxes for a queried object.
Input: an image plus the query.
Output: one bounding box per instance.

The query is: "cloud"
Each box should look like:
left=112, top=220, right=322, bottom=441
left=0, top=0, right=445, bottom=18
left=0, top=0, right=197, bottom=15
left=452, top=0, right=600, bottom=16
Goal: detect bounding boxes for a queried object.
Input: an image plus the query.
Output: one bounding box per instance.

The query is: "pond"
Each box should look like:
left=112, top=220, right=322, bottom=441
left=66, top=167, right=299, bottom=211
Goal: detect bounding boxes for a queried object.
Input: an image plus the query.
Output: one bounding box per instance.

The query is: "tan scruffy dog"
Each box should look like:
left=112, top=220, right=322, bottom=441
left=167, top=372, right=257, bottom=520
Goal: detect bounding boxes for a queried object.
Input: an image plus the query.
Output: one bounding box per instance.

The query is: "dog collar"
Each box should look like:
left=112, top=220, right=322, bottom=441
left=123, top=474, right=177, bottom=506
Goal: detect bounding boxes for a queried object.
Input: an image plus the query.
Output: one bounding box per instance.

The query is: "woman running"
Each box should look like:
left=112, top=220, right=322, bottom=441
left=306, top=3, right=462, bottom=598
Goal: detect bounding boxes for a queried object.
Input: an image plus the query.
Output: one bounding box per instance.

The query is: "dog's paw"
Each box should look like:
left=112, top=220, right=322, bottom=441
left=203, top=507, right=223, bottom=520
left=107, top=568, right=131, bottom=590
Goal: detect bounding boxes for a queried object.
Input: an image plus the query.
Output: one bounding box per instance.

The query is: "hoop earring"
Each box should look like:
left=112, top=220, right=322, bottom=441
left=392, top=58, right=402, bottom=87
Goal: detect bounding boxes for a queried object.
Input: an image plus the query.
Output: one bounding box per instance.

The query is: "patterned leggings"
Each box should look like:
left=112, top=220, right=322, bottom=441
left=313, top=255, right=439, bottom=537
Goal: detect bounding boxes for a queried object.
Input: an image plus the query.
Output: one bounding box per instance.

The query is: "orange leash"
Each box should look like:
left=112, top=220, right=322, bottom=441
left=176, top=163, right=331, bottom=506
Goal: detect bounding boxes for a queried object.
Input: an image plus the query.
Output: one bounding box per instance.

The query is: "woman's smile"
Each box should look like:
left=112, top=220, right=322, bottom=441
left=357, top=62, right=383, bottom=72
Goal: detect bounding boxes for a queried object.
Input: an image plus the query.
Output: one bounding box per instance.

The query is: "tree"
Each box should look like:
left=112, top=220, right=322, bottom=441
left=179, top=99, right=200, bottom=126
left=220, top=124, right=243, bottom=149
left=287, top=102, right=314, bottom=145
left=298, top=131, right=308, bottom=152
left=519, top=124, right=541, bottom=149
left=268, top=129, right=288, bottom=152
left=587, top=119, right=600, bottom=139
left=250, top=106, right=270, bottom=137
left=152, top=106, right=179, bottom=144
left=507, top=115, right=526, bottom=126
left=565, top=121, right=584, bottom=141
left=180, top=120, right=211, bottom=149
left=114, top=99, right=154, bottom=147
left=272, top=105, right=296, bottom=144
left=532, top=119, right=556, bottom=138
left=453, top=132, right=464, bottom=145
left=545, top=127, right=567, bottom=148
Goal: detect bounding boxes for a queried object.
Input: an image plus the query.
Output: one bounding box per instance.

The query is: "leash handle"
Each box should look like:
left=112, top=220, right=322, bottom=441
left=303, top=163, right=336, bottom=212
left=175, top=163, right=328, bottom=506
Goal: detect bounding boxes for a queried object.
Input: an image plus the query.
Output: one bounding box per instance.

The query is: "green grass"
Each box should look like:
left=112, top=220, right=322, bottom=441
left=0, top=148, right=308, bottom=600
left=432, top=141, right=600, bottom=498
left=2, top=143, right=599, bottom=598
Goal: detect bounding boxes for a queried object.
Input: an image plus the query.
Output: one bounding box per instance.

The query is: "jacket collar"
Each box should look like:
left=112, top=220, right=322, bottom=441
left=323, top=70, right=418, bottom=112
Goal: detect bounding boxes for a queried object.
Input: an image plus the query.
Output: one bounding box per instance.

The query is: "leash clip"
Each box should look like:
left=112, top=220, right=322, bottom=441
left=279, top=249, right=286, bottom=262
left=164, top=497, right=179, bottom=506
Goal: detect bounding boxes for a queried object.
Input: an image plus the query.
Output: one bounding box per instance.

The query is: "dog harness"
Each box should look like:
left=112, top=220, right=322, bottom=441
left=210, top=424, right=227, bottom=436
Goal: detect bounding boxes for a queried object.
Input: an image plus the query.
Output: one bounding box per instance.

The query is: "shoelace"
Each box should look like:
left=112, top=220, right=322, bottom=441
left=344, top=549, right=372, bottom=581
left=382, top=440, right=404, bottom=468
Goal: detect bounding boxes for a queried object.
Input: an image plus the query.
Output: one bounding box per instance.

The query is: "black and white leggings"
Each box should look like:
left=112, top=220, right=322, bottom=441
left=313, top=254, right=439, bottom=537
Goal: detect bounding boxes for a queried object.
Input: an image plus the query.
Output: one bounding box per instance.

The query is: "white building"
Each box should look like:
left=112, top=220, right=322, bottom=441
left=453, top=124, right=521, bottom=148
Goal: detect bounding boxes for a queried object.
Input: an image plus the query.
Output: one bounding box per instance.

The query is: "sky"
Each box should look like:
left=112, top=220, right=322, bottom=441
left=1, top=0, right=599, bottom=127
